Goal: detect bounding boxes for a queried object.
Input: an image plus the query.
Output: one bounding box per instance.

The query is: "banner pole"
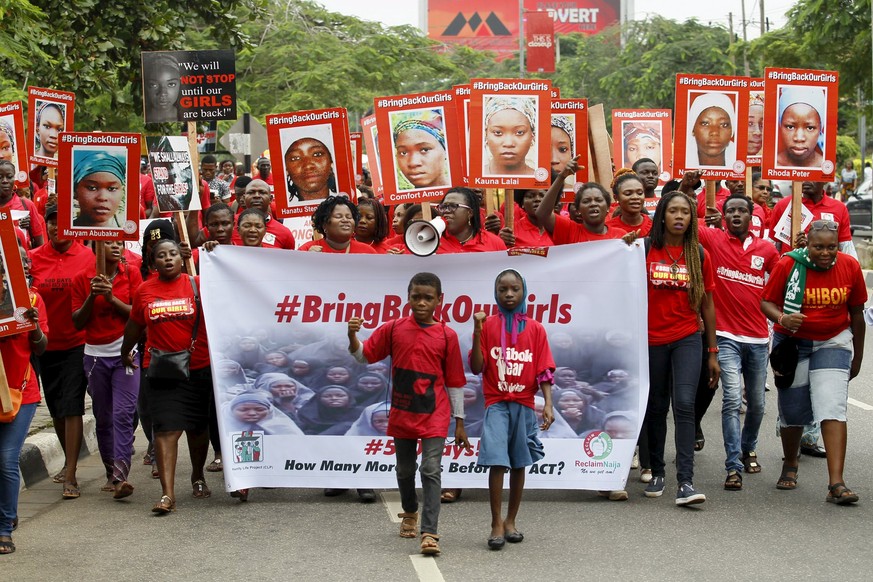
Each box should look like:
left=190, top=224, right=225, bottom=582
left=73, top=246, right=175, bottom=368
left=0, top=357, right=10, bottom=413
left=790, top=181, right=802, bottom=245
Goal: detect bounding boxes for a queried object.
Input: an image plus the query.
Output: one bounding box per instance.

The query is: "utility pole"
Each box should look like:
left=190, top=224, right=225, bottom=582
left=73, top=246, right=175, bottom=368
left=759, top=0, right=765, bottom=36
left=740, top=0, right=750, bottom=76
left=728, top=12, right=736, bottom=71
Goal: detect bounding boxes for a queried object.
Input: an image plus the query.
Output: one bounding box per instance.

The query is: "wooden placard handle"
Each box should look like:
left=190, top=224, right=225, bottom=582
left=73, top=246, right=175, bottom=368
left=0, top=355, right=12, bottom=414
left=790, top=181, right=802, bottom=246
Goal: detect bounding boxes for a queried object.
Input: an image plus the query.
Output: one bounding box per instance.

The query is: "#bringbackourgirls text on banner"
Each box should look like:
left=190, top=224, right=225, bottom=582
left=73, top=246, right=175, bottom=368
left=200, top=243, right=648, bottom=492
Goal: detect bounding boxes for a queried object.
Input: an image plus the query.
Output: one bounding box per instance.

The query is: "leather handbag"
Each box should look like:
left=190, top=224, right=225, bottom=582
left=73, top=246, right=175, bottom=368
left=147, top=276, right=200, bottom=381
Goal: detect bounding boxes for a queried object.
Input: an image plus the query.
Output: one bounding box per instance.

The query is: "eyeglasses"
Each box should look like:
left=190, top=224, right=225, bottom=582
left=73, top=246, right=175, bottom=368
left=810, top=220, right=838, bottom=231
left=755, top=185, right=773, bottom=192
left=437, top=202, right=471, bottom=214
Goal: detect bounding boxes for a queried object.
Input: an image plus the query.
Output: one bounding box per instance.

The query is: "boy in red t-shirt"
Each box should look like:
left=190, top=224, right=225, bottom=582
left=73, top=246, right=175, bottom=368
left=470, top=269, right=555, bottom=550
left=347, top=272, right=468, bottom=556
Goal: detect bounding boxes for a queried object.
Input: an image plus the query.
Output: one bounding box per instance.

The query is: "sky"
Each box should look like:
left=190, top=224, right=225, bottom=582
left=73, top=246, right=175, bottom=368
left=314, top=0, right=796, bottom=39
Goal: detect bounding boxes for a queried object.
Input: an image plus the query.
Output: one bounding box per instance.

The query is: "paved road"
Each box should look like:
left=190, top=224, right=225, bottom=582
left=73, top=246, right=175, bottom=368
left=7, top=322, right=873, bottom=580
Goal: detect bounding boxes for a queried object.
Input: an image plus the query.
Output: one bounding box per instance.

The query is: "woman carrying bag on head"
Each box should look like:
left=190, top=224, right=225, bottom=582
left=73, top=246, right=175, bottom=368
left=760, top=220, right=867, bottom=504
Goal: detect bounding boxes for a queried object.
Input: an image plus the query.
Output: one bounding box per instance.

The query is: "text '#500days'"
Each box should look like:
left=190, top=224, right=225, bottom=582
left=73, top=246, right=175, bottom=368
left=274, top=293, right=572, bottom=328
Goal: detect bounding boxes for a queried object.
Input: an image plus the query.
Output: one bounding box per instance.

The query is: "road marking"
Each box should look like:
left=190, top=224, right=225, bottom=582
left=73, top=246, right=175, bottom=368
left=381, top=490, right=403, bottom=522
left=409, top=555, right=446, bottom=582
left=848, top=397, right=873, bottom=411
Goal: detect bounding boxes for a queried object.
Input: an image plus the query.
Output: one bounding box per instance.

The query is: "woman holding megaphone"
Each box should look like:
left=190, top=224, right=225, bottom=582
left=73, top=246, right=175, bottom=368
left=434, top=188, right=506, bottom=255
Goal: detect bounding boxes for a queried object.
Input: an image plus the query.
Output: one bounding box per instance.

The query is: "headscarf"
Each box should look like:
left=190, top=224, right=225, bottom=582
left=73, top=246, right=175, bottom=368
left=222, top=391, right=305, bottom=435
left=296, top=385, right=361, bottom=435
left=494, top=269, right=527, bottom=362
left=534, top=395, right=578, bottom=438
left=0, top=120, right=15, bottom=154
left=484, top=96, right=537, bottom=138
left=73, top=149, right=126, bottom=188
left=749, top=93, right=765, bottom=109
left=777, top=86, right=826, bottom=154
left=623, top=123, right=660, bottom=148
left=345, top=401, right=391, bottom=436
left=254, top=372, right=315, bottom=409
left=686, top=92, right=737, bottom=167
left=392, top=118, right=446, bottom=151
left=551, top=114, right=574, bottom=152
left=349, top=371, right=390, bottom=408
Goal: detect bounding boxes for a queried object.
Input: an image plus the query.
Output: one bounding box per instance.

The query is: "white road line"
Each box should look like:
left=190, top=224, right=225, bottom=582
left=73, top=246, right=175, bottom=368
left=409, top=555, right=446, bottom=582
left=381, top=490, right=403, bottom=522
left=848, top=397, right=873, bottom=411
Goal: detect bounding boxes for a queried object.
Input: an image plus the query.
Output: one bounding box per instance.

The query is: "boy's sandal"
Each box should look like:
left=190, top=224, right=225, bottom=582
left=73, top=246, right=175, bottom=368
left=206, top=458, right=223, bottom=472
left=192, top=479, right=211, bottom=499
left=826, top=482, right=859, bottom=505
left=420, top=533, right=440, bottom=555
left=724, top=470, right=743, bottom=491
left=742, top=452, right=762, bottom=473
left=0, top=538, right=15, bottom=555
left=398, top=512, right=418, bottom=538
left=151, top=495, right=176, bottom=514
left=776, top=465, right=798, bottom=490
left=62, top=482, right=80, bottom=499
left=440, top=489, right=461, bottom=503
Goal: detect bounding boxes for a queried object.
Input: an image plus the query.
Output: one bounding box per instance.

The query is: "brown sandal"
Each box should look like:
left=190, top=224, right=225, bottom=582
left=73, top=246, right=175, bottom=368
left=724, top=470, right=743, bottom=491
left=192, top=479, right=211, bottom=499
left=151, top=495, right=175, bottom=514
left=113, top=481, right=134, bottom=500
left=440, top=489, right=461, bottom=503
left=61, top=482, right=80, bottom=499
left=742, top=452, right=762, bottom=474
left=826, top=482, right=859, bottom=505
left=776, top=464, right=798, bottom=490
left=420, top=533, right=440, bottom=555
left=398, top=512, right=418, bottom=538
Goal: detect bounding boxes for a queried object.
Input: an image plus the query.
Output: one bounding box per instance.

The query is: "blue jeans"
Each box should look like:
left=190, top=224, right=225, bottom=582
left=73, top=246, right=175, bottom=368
left=647, top=333, right=701, bottom=484
left=0, top=403, right=37, bottom=537
left=717, top=337, right=768, bottom=473
left=395, top=437, right=444, bottom=536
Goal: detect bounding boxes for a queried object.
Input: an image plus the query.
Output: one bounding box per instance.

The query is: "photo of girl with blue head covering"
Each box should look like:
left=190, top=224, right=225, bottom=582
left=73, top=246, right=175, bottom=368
left=71, top=147, right=128, bottom=229
left=776, top=85, right=827, bottom=169
left=390, top=108, right=450, bottom=191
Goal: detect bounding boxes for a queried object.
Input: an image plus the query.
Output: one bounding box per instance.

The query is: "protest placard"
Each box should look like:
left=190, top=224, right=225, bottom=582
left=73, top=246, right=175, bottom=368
left=762, top=68, right=839, bottom=182
left=55, top=133, right=141, bottom=241
left=266, top=108, right=355, bottom=218
left=361, top=115, right=383, bottom=198
left=350, top=132, right=363, bottom=183
left=551, top=99, right=589, bottom=196
left=611, top=109, right=673, bottom=185
left=0, top=102, right=29, bottom=189
left=146, top=136, right=201, bottom=213
left=674, top=74, right=750, bottom=179
left=201, top=241, right=648, bottom=491
left=27, top=87, right=75, bottom=168
left=0, top=211, right=36, bottom=338
left=453, top=84, right=471, bottom=185
left=374, top=90, right=464, bottom=205
left=141, top=49, right=236, bottom=123
left=469, top=79, right=552, bottom=189
left=746, top=78, right=765, bottom=167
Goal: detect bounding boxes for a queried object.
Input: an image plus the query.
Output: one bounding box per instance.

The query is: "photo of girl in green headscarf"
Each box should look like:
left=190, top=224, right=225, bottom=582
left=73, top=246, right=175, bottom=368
left=71, top=147, right=127, bottom=229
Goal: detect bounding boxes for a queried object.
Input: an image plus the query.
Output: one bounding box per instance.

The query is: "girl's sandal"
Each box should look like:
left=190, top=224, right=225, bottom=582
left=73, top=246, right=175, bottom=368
left=151, top=495, right=176, bottom=514
left=420, top=533, right=440, bottom=555
left=826, top=482, right=859, bottom=505
left=192, top=479, right=211, bottom=499
left=398, top=512, right=418, bottom=538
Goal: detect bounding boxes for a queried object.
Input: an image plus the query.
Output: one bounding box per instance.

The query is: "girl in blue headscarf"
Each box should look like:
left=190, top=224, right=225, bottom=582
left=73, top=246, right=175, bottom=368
left=72, top=148, right=127, bottom=228
left=469, top=268, right=556, bottom=550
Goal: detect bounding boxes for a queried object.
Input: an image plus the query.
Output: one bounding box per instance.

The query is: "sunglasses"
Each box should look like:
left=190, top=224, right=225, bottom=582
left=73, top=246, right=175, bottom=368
left=810, top=220, right=838, bottom=231
left=437, top=202, right=471, bottom=214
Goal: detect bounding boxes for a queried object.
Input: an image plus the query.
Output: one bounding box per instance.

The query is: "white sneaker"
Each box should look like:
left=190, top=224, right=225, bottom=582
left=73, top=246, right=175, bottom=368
left=639, top=468, right=653, bottom=483
left=631, top=449, right=640, bottom=469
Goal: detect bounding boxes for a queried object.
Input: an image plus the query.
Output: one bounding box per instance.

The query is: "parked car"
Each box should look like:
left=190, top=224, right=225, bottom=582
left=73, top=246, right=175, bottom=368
left=847, top=191, right=872, bottom=235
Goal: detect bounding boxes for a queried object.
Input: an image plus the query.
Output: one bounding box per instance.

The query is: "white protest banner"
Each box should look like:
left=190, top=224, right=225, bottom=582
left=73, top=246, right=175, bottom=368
left=201, top=242, right=648, bottom=492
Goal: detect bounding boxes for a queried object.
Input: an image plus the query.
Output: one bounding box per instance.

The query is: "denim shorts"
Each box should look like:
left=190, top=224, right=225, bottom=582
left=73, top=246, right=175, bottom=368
left=477, top=401, right=545, bottom=469
left=775, top=329, right=852, bottom=426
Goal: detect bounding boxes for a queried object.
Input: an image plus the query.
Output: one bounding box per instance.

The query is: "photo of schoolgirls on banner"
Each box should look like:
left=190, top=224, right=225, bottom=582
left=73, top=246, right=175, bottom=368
left=761, top=67, right=839, bottom=182
left=361, top=115, right=383, bottom=198
left=747, top=78, right=765, bottom=166
left=55, top=133, right=141, bottom=240
left=469, top=79, right=552, bottom=189
left=673, top=74, right=750, bottom=179
left=0, top=211, right=37, bottom=336
left=551, top=98, right=589, bottom=196
left=374, top=90, right=464, bottom=204
left=200, top=242, right=649, bottom=492
left=611, top=109, right=673, bottom=184
left=146, top=136, right=200, bottom=213
left=27, top=86, right=75, bottom=167
left=266, top=107, right=355, bottom=218
left=0, top=102, right=30, bottom=188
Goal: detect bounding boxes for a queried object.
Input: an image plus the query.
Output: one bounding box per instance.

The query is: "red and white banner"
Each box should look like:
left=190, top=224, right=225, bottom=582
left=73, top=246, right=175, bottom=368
left=201, top=242, right=649, bottom=491
left=525, top=11, right=555, bottom=73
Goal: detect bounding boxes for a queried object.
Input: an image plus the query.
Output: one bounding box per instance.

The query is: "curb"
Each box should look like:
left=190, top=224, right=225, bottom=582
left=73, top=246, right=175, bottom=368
left=19, top=414, right=98, bottom=490
left=865, top=269, right=873, bottom=290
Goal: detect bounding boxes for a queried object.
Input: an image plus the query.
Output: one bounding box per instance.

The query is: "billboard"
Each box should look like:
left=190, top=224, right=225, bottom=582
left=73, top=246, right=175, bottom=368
left=427, top=0, right=622, bottom=57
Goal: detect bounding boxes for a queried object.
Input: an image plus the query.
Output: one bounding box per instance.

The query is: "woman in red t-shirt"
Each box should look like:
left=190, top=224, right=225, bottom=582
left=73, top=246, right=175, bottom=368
left=536, top=158, right=625, bottom=245
left=298, top=196, right=377, bottom=254
left=434, top=188, right=507, bottom=254
left=121, top=239, right=212, bottom=514
left=71, top=240, right=143, bottom=499
left=641, top=191, right=719, bottom=505
left=0, top=246, right=48, bottom=555
left=606, top=170, right=653, bottom=237
left=496, top=189, right=555, bottom=248
left=355, top=198, right=392, bottom=253
left=760, top=223, right=867, bottom=504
